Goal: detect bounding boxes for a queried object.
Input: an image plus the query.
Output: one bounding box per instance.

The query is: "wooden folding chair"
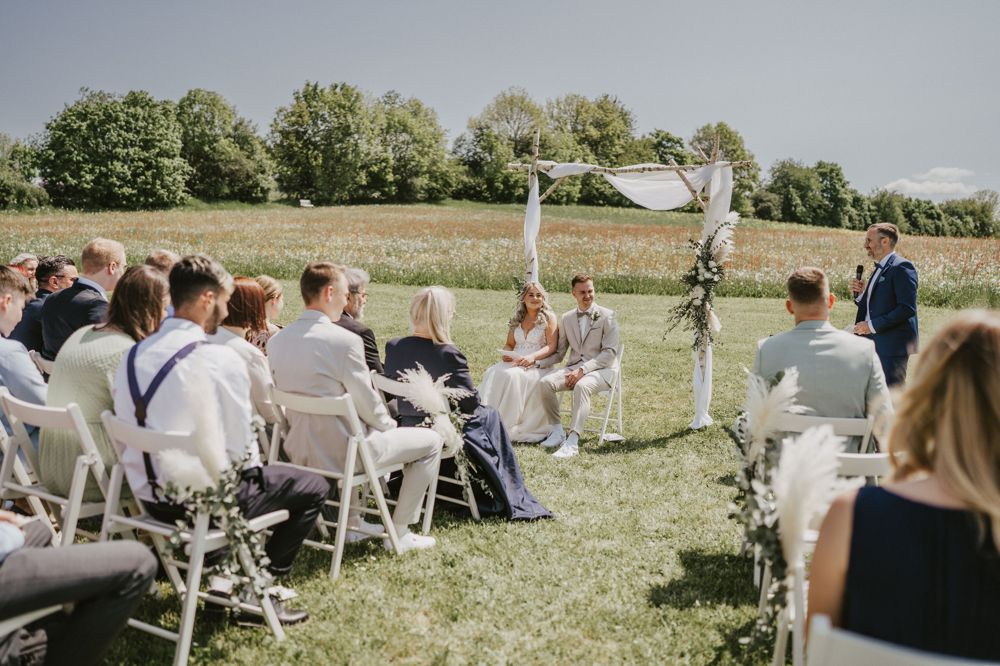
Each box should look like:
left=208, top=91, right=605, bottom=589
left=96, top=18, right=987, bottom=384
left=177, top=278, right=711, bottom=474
left=99, top=411, right=288, bottom=666
left=559, top=344, right=625, bottom=443
left=267, top=387, right=412, bottom=580
left=28, top=350, right=54, bottom=377
left=808, top=615, right=982, bottom=665
left=371, top=371, right=478, bottom=528
left=0, top=387, right=113, bottom=546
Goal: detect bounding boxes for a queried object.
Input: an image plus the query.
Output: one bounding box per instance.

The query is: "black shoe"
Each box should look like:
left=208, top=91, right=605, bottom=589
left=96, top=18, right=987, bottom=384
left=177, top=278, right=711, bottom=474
left=234, top=596, right=309, bottom=626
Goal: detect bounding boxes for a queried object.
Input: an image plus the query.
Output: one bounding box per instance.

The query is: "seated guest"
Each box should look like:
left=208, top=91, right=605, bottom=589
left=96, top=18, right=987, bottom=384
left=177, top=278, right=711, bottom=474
left=39, top=266, right=168, bottom=502
left=247, top=275, right=284, bottom=354
left=10, top=255, right=78, bottom=354
left=8, top=254, right=38, bottom=292
left=41, top=238, right=126, bottom=360
left=207, top=276, right=279, bottom=425
left=479, top=281, right=558, bottom=442
left=267, top=262, right=443, bottom=552
left=809, top=309, right=1000, bottom=661
left=143, top=249, right=179, bottom=276
left=752, top=267, right=892, bottom=449
left=384, top=286, right=553, bottom=521
left=112, top=254, right=327, bottom=624
left=0, top=510, right=157, bottom=666
left=0, top=267, right=46, bottom=449
left=333, top=267, right=383, bottom=373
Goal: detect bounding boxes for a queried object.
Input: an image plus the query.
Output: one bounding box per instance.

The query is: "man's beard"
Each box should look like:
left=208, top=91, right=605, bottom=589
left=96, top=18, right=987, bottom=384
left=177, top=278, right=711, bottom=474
left=204, top=304, right=226, bottom=334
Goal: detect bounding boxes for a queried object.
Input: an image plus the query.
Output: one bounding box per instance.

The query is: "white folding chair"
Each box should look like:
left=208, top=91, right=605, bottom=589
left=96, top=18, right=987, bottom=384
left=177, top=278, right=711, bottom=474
left=267, top=387, right=412, bottom=580
left=559, top=344, right=624, bottom=443
left=771, top=560, right=807, bottom=666
left=371, top=371, right=479, bottom=527
left=0, top=605, right=63, bottom=640
left=760, top=412, right=891, bottom=666
left=99, top=411, right=288, bottom=666
left=0, top=387, right=112, bottom=546
left=808, top=615, right=982, bottom=665
left=28, top=350, right=54, bottom=376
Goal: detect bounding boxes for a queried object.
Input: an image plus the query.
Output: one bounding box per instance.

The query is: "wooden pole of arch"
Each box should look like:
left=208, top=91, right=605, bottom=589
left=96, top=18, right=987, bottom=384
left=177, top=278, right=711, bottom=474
left=507, top=160, right=753, bottom=175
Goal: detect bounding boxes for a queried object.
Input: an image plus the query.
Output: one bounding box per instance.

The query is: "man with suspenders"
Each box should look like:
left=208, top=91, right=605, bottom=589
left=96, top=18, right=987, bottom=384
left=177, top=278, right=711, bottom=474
left=112, top=254, right=329, bottom=625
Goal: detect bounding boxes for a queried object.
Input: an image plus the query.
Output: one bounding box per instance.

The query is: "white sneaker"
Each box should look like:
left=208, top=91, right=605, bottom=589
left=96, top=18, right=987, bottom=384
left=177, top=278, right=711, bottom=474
left=552, top=434, right=579, bottom=459
left=386, top=530, right=437, bottom=553
left=541, top=424, right=566, bottom=449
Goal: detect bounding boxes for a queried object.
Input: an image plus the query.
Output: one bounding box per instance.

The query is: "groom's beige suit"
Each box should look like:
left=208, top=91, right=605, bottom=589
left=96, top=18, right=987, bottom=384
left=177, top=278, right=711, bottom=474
left=537, top=304, right=620, bottom=435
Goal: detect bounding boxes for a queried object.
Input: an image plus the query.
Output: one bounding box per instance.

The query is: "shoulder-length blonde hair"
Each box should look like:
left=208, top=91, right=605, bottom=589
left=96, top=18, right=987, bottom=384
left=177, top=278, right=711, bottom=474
left=509, top=281, right=555, bottom=329
left=889, top=309, right=1000, bottom=552
left=410, top=286, right=455, bottom=345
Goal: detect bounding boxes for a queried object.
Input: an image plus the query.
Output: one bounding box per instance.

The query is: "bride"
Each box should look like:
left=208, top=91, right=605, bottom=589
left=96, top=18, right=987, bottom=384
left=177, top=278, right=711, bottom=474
left=479, top=281, right=558, bottom=442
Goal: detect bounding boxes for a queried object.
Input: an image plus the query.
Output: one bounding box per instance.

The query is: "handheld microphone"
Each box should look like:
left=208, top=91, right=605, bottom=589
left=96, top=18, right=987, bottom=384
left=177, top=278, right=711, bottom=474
left=855, top=264, right=864, bottom=281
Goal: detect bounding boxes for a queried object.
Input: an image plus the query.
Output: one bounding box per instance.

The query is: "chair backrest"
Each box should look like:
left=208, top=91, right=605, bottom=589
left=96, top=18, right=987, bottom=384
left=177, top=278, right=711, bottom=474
left=28, top=349, right=54, bottom=375
left=807, top=615, right=982, bottom=666
left=100, top=410, right=195, bottom=457
left=0, top=387, right=102, bottom=475
left=371, top=371, right=417, bottom=401
left=267, top=387, right=366, bottom=465
left=836, top=452, right=891, bottom=478
left=773, top=412, right=872, bottom=438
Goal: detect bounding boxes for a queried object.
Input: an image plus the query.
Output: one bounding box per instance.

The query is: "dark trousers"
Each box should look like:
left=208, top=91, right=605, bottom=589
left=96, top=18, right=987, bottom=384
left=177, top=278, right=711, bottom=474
left=0, top=525, right=157, bottom=666
left=145, top=465, right=329, bottom=576
left=880, top=354, right=909, bottom=387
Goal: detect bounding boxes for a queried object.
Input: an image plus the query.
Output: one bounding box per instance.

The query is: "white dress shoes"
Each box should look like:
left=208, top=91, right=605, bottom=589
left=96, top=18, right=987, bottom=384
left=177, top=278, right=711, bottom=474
left=552, top=433, right=580, bottom=459
left=541, top=424, right=566, bottom=448
left=387, top=530, right=437, bottom=553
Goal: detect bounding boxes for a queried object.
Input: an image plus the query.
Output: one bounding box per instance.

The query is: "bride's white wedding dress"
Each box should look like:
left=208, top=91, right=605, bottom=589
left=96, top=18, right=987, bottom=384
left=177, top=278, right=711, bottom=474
left=479, top=324, right=553, bottom=442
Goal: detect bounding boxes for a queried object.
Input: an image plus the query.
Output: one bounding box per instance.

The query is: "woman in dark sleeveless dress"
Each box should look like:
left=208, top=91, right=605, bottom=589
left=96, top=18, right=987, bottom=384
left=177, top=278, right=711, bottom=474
left=383, top=286, right=552, bottom=522
left=809, top=309, right=1000, bottom=661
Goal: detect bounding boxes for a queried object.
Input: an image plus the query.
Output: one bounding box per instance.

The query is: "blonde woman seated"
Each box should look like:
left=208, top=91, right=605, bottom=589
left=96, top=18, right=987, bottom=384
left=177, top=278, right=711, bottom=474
left=808, top=309, right=1000, bottom=660
left=247, top=274, right=284, bottom=354
left=478, top=282, right=558, bottom=442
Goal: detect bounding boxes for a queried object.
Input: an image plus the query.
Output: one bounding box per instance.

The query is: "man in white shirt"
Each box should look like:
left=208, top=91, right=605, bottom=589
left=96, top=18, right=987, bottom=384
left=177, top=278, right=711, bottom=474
left=267, top=262, right=443, bottom=553
left=112, top=254, right=328, bottom=624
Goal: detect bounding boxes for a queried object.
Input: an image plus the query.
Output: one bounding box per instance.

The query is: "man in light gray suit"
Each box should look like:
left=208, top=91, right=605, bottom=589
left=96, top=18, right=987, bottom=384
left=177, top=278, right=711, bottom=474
left=537, top=274, right=621, bottom=459
left=753, top=267, right=892, bottom=449
left=267, top=262, right=443, bottom=553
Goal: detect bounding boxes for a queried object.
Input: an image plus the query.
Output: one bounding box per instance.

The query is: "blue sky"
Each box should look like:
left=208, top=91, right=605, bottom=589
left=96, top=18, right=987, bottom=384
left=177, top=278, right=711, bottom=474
left=2, top=0, right=997, bottom=199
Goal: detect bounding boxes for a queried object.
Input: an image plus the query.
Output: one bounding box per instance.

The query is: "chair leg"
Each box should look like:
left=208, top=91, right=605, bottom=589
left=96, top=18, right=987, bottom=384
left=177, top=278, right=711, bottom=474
left=421, top=453, right=443, bottom=535
left=59, top=455, right=91, bottom=547
left=772, top=606, right=789, bottom=666
left=330, top=469, right=355, bottom=580
left=357, top=444, right=400, bottom=554
left=174, top=512, right=210, bottom=666
left=757, top=563, right=772, bottom=621
left=616, top=377, right=624, bottom=435
left=237, top=545, right=285, bottom=641
left=455, top=463, right=480, bottom=521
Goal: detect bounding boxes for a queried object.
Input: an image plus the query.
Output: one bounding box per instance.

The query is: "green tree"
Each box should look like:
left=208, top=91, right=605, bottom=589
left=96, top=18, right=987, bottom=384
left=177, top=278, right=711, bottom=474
left=452, top=124, right=525, bottom=203
left=813, top=161, right=856, bottom=228
left=377, top=91, right=454, bottom=202
left=474, top=87, right=544, bottom=158
left=764, top=159, right=824, bottom=224
left=867, top=189, right=907, bottom=231
left=176, top=89, right=273, bottom=202
left=643, top=129, right=696, bottom=166
left=689, top=122, right=760, bottom=214
left=269, top=82, right=391, bottom=204
left=749, top=188, right=782, bottom=220
left=940, top=190, right=999, bottom=238
left=0, top=133, right=48, bottom=209
left=39, top=89, right=189, bottom=209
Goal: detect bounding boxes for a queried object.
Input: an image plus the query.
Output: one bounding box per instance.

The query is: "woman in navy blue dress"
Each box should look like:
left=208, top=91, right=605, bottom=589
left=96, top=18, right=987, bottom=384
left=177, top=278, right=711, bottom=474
left=383, top=286, right=552, bottom=522
left=809, top=309, right=1000, bottom=660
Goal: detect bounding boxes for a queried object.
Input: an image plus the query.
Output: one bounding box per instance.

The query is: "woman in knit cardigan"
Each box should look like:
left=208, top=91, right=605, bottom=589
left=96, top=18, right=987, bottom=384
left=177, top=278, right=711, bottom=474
left=38, top=266, right=168, bottom=501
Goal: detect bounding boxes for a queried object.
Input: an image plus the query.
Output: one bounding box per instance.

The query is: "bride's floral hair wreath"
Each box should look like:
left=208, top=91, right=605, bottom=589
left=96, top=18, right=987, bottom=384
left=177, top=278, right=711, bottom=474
left=509, top=280, right=555, bottom=328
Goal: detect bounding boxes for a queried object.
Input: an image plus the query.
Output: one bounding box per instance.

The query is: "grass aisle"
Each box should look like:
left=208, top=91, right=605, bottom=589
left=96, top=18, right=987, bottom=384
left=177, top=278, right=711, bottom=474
left=110, top=285, right=956, bottom=665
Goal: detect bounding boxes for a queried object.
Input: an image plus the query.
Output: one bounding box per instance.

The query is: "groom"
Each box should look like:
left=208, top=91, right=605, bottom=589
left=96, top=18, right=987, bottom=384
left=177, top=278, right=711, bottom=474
left=537, top=274, right=621, bottom=459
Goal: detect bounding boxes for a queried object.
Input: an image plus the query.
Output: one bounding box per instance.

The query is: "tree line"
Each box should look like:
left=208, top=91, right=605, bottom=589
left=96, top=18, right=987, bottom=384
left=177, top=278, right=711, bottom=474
left=1, top=84, right=995, bottom=238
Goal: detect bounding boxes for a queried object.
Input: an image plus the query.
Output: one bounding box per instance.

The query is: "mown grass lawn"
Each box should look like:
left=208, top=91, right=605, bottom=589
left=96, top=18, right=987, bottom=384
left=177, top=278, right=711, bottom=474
left=108, top=283, right=958, bottom=665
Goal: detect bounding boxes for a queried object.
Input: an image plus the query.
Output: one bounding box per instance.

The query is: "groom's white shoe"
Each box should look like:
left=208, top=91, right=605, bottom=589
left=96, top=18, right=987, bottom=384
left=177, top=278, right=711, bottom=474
left=541, top=425, right=566, bottom=449
left=552, top=432, right=580, bottom=459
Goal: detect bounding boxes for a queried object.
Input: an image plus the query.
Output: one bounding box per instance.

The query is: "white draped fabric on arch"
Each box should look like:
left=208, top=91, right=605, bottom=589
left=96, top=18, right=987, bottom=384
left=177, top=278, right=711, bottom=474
left=512, top=150, right=740, bottom=430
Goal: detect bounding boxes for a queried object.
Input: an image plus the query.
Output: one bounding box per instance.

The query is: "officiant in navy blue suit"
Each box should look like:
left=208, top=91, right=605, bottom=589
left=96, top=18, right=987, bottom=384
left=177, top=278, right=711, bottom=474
left=850, top=223, right=918, bottom=386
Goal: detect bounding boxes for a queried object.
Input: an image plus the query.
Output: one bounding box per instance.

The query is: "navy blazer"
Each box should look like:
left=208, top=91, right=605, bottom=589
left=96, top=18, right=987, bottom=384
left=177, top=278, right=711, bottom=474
left=40, top=281, right=108, bottom=359
left=383, top=336, right=480, bottom=422
left=855, top=253, right=919, bottom=357
left=9, top=289, right=52, bottom=354
left=333, top=313, right=384, bottom=374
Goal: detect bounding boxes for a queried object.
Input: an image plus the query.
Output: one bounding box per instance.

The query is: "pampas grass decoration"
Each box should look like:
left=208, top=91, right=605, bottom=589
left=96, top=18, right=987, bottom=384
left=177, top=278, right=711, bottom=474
left=772, top=425, right=843, bottom=568
left=394, top=364, right=472, bottom=456
left=743, top=367, right=807, bottom=466
left=158, top=448, right=214, bottom=501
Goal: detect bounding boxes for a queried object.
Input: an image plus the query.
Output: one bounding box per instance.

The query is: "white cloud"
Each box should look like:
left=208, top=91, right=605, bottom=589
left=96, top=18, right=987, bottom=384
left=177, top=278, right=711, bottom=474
left=913, top=167, right=975, bottom=182
left=884, top=166, right=979, bottom=200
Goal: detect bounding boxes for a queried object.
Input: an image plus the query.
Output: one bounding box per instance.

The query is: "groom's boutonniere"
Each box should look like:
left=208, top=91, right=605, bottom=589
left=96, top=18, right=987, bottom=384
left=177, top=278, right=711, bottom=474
left=590, top=310, right=601, bottom=322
